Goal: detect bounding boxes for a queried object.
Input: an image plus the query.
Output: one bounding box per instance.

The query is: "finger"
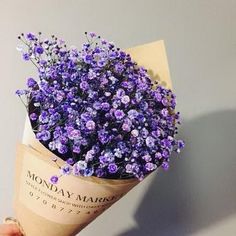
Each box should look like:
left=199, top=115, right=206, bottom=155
left=0, top=224, right=21, bottom=235
left=0, top=234, right=21, bottom=236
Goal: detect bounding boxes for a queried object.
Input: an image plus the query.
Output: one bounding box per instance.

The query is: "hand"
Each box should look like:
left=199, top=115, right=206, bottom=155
left=0, top=224, right=22, bottom=236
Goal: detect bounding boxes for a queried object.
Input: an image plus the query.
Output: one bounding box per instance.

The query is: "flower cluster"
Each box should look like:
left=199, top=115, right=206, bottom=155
left=16, top=32, right=184, bottom=183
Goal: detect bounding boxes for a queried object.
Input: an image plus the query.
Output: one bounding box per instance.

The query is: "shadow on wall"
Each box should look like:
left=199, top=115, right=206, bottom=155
left=118, top=110, right=236, bottom=236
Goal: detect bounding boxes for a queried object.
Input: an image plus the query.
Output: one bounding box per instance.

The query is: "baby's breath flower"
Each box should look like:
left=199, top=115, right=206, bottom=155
left=16, top=32, right=184, bottom=182
left=50, top=175, right=59, bottom=184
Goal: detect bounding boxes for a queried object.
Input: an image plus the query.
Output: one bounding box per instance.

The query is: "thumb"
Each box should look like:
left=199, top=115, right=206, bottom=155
left=0, top=224, right=22, bottom=235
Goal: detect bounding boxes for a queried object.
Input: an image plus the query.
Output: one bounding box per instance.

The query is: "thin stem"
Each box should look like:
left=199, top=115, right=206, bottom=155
left=18, top=96, right=28, bottom=109
left=29, top=58, right=39, bottom=69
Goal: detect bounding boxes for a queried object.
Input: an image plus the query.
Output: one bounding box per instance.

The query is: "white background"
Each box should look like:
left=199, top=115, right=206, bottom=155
left=0, top=0, right=236, bottom=235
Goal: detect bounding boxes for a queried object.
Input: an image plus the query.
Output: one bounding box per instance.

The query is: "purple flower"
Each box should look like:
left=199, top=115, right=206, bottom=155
left=162, top=98, right=169, bottom=106
left=76, top=160, right=87, bottom=170
left=116, top=89, right=125, bottom=98
left=85, top=150, right=95, bottom=162
left=34, top=45, right=44, bottom=54
left=161, top=161, right=169, bottom=170
left=131, top=129, right=139, bottom=137
left=98, top=129, right=109, bottom=144
left=80, top=81, right=89, bottom=91
left=29, top=113, right=37, bottom=121
left=115, top=63, right=124, bottom=73
left=152, top=129, right=161, bottom=138
left=86, top=120, right=96, bottom=130
left=176, top=140, right=185, bottom=153
left=128, top=109, right=139, bottom=120
left=50, top=175, right=59, bottom=184
left=68, top=128, right=80, bottom=140
left=105, top=92, right=111, bottom=97
left=88, top=69, right=97, bottom=80
left=177, top=140, right=185, bottom=149
left=81, top=138, right=88, bottom=146
left=39, top=111, right=49, bottom=124
left=16, top=32, right=184, bottom=181
left=22, top=53, right=30, bottom=61
left=101, top=39, right=107, bottom=45
left=114, top=149, right=122, bottom=158
left=59, top=135, right=68, bottom=145
left=26, top=33, right=36, bottom=41
left=89, top=32, right=96, bottom=38
left=154, top=91, right=162, bottom=102
left=27, top=77, right=37, bottom=88
left=108, top=163, right=118, bottom=174
left=155, top=152, right=162, bottom=160
left=81, top=112, right=91, bottom=121
left=161, top=138, right=172, bottom=149
left=73, top=144, right=81, bottom=154
left=84, top=167, right=94, bottom=176
left=114, top=109, right=125, bottom=120
left=36, top=130, right=50, bottom=141
left=137, top=114, right=145, bottom=123
left=121, top=118, right=132, bottom=132
left=93, top=101, right=101, bottom=110
left=66, top=158, right=74, bottom=165
left=139, top=101, right=148, bottom=110
left=162, top=149, right=170, bottom=159
left=112, top=100, right=121, bottom=109
left=95, top=168, right=105, bottom=177
left=122, top=123, right=131, bottom=132
left=97, top=59, right=106, bottom=67
left=141, top=128, right=149, bottom=138
left=146, top=136, right=155, bottom=148
left=58, top=144, right=68, bottom=154
left=145, top=162, right=157, bottom=171
left=56, top=91, right=65, bottom=102
left=121, top=95, right=130, bottom=104
left=61, top=164, right=72, bottom=175
left=125, top=164, right=133, bottom=173
left=49, top=141, right=57, bottom=151
left=161, top=108, right=169, bottom=117
left=101, top=102, right=110, bottom=111
left=73, top=164, right=80, bottom=176
left=99, top=155, right=108, bottom=164
left=84, top=54, right=93, bottom=64
left=142, top=154, right=152, bottom=162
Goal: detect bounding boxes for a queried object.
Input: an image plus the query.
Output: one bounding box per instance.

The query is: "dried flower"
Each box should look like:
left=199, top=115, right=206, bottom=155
left=16, top=32, right=184, bottom=182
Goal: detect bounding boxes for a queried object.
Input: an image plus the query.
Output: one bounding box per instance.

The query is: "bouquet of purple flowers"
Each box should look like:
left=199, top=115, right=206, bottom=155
left=14, top=32, right=184, bottom=236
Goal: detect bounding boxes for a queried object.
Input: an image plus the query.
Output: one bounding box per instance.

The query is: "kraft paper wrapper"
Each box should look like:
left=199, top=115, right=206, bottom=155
left=14, top=40, right=172, bottom=236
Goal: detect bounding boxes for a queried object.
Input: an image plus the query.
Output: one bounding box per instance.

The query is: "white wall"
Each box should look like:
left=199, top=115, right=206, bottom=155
left=0, top=0, right=236, bottom=235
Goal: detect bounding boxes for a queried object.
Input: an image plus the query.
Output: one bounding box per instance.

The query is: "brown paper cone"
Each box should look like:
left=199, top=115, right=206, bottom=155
left=125, top=40, right=172, bottom=90
left=14, top=142, right=138, bottom=236
left=14, top=40, right=172, bottom=236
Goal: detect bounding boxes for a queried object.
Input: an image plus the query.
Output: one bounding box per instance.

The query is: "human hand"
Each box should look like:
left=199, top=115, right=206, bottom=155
left=0, top=224, right=22, bottom=236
